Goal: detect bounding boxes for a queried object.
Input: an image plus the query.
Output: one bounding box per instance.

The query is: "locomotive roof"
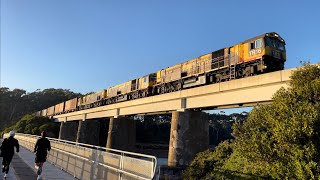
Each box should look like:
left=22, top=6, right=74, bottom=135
left=242, top=32, right=285, bottom=44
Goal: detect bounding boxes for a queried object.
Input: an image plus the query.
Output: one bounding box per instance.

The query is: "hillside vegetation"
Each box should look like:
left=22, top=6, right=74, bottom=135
left=0, top=88, right=81, bottom=131
left=2, top=115, right=60, bottom=138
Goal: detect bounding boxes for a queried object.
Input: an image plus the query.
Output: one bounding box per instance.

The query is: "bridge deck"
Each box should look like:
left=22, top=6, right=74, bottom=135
left=0, top=139, right=75, bottom=180
left=54, top=68, right=295, bottom=122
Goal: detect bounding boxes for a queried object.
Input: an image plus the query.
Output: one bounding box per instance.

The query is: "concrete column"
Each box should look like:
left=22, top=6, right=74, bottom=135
left=58, top=121, right=65, bottom=139
left=76, top=120, right=100, bottom=145
left=106, top=116, right=136, bottom=151
left=168, top=110, right=209, bottom=167
left=76, top=120, right=83, bottom=143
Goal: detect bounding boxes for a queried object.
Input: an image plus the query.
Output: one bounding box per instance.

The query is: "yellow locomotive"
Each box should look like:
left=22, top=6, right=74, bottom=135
left=37, top=32, right=286, bottom=116
left=153, top=32, right=286, bottom=94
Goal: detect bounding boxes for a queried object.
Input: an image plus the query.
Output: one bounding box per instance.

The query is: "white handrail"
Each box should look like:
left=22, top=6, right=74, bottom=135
left=6, top=133, right=157, bottom=180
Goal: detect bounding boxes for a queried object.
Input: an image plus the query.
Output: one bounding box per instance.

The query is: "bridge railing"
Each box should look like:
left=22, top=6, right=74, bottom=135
left=4, top=133, right=157, bottom=180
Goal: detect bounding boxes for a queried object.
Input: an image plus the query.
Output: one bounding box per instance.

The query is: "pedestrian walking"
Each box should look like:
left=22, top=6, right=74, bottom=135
left=0, top=131, right=19, bottom=179
left=34, top=131, right=51, bottom=180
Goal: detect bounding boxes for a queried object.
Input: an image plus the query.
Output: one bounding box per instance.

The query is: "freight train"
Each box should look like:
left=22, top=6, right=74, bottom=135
left=35, top=32, right=286, bottom=117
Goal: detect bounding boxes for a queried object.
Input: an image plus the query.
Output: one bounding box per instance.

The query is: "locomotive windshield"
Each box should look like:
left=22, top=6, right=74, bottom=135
left=265, top=37, right=285, bottom=51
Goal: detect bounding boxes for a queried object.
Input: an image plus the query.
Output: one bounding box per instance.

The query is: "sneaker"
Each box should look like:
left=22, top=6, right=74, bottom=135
left=37, top=175, right=41, bottom=180
left=4, top=173, right=7, bottom=179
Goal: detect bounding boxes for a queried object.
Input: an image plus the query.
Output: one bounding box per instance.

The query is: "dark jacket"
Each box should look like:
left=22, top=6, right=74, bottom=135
left=0, top=137, right=19, bottom=157
left=34, top=137, right=51, bottom=155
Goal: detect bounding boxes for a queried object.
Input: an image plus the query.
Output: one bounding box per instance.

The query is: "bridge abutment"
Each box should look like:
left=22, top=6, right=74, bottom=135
left=106, top=116, right=136, bottom=151
left=168, top=110, right=209, bottom=167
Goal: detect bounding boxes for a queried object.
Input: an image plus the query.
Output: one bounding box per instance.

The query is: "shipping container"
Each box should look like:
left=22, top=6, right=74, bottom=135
left=64, top=97, right=78, bottom=112
left=54, top=102, right=65, bottom=114
left=47, top=106, right=55, bottom=116
left=41, top=109, right=47, bottom=116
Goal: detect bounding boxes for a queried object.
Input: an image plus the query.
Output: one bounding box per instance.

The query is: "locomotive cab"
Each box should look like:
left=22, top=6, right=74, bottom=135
left=262, top=32, right=286, bottom=72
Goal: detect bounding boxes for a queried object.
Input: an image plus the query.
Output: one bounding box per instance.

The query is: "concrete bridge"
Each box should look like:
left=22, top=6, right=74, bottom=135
left=53, top=68, right=294, bottom=169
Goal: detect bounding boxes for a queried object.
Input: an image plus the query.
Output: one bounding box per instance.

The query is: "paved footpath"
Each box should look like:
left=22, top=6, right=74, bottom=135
left=0, top=155, right=17, bottom=180
left=1, top=139, right=75, bottom=180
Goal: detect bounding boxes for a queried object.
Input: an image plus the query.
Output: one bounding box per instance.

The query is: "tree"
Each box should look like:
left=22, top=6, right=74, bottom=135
left=2, top=115, right=60, bottom=138
left=184, top=63, right=320, bottom=179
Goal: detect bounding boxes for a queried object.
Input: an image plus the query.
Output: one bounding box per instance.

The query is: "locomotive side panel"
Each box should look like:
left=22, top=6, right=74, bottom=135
left=80, top=90, right=106, bottom=106
left=162, top=64, right=182, bottom=83
left=108, top=81, right=132, bottom=97
left=198, top=53, right=212, bottom=73
left=242, top=37, right=265, bottom=63
left=137, top=74, right=155, bottom=90
left=211, top=49, right=226, bottom=70
left=181, top=58, right=197, bottom=77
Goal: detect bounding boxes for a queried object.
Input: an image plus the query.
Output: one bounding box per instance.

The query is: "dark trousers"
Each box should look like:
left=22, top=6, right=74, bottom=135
left=2, top=155, right=13, bottom=174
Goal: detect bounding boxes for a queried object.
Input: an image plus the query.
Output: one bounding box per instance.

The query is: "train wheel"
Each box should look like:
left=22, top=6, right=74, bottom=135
left=215, top=75, right=221, bottom=83
left=244, top=70, right=251, bottom=77
left=161, top=86, right=165, bottom=94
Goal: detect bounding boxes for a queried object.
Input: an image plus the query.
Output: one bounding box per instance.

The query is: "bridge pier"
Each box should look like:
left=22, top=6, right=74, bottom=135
left=106, top=116, right=136, bottom=151
left=168, top=110, right=209, bottom=167
left=76, top=120, right=100, bottom=145
left=58, top=121, right=78, bottom=142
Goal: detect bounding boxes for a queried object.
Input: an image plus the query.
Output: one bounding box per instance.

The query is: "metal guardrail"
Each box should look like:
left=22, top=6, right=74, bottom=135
left=4, top=133, right=157, bottom=180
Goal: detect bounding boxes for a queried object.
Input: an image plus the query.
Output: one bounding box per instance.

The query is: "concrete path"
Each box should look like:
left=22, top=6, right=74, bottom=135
left=0, top=155, right=17, bottom=180
left=15, top=146, right=76, bottom=180
left=1, top=139, right=75, bottom=180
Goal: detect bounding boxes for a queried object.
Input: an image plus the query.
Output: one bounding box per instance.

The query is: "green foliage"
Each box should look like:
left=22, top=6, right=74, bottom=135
left=183, top=141, right=234, bottom=179
left=2, top=114, right=60, bottom=138
left=184, top=62, right=320, bottom=179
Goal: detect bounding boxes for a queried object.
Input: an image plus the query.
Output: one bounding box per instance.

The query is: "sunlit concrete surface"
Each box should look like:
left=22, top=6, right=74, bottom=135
left=15, top=146, right=76, bottom=180
left=54, top=68, right=295, bottom=122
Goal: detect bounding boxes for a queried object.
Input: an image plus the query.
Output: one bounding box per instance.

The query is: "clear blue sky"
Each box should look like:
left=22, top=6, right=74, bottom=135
left=1, top=1, right=319, bottom=99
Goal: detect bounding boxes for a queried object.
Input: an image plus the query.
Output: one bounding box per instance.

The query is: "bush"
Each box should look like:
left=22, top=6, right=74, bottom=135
left=184, top=62, right=320, bottom=179
left=1, top=114, right=60, bottom=138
